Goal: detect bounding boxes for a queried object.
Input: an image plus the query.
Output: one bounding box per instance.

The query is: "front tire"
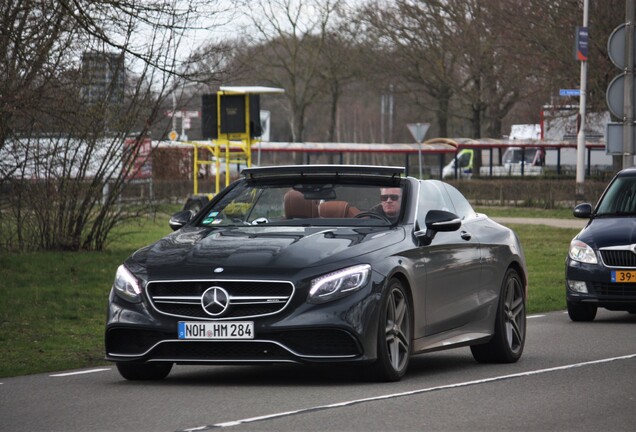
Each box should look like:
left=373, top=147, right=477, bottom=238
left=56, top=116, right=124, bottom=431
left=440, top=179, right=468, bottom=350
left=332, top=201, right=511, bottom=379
left=116, top=362, right=173, bottom=381
left=369, top=279, right=412, bottom=382
left=567, top=301, right=597, bottom=322
left=471, top=268, right=526, bottom=363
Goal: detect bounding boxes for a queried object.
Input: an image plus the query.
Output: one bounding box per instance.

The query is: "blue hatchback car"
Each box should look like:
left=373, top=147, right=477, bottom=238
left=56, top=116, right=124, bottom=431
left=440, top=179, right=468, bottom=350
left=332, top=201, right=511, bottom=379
left=566, top=168, right=636, bottom=321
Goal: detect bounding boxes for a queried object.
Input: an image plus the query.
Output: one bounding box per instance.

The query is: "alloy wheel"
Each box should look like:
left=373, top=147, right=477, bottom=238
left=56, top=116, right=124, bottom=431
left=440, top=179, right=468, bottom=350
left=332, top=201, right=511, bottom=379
left=503, top=275, right=525, bottom=355
left=384, top=286, right=410, bottom=372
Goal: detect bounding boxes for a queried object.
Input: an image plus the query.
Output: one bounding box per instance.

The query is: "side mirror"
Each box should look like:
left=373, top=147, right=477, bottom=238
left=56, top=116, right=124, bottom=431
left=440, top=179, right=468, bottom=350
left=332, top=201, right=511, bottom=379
left=573, top=203, right=593, bottom=219
left=425, top=210, right=462, bottom=232
left=169, top=210, right=194, bottom=231
left=414, top=210, right=462, bottom=245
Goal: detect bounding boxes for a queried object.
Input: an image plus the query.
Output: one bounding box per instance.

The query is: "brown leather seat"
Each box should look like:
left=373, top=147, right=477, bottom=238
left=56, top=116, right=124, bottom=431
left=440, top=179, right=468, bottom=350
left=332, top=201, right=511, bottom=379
left=284, top=190, right=319, bottom=219
left=318, top=201, right=360, bottom=218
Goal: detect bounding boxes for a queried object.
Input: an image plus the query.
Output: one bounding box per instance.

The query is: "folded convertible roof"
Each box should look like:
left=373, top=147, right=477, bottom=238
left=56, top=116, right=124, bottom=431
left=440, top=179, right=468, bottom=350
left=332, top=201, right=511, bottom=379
left=242, top=164, right=405, bottom=179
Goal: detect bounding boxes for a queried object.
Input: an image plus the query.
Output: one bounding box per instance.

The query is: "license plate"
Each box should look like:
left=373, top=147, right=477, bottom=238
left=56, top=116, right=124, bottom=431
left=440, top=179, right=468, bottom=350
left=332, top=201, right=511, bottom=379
left=611, top=270, right=636, bottom=283
left=178, top=321, right=254, bottom=340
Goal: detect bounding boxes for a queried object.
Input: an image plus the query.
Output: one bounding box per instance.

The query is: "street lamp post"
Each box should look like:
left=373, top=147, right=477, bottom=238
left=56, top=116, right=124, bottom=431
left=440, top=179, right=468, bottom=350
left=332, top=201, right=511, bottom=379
left=575, top=0, right=589, bottom=200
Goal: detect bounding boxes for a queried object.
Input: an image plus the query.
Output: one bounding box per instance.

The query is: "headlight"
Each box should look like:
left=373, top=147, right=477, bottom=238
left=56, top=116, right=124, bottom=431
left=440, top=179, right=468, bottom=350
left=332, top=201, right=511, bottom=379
left=308, top=264, right=371, bottom=304
left=113, top=265, right=143, bottom=303
left=568, top=240, right=598, bottom=264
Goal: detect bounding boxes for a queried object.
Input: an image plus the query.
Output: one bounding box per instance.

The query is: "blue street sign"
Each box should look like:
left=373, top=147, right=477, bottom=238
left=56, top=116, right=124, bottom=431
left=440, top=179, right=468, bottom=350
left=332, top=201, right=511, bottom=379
left=560, top=89, right=581, bottom=97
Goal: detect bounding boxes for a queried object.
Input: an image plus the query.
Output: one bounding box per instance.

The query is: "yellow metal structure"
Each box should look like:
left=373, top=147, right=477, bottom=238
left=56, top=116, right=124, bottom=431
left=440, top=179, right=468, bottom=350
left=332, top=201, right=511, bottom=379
left=192, top=86, right=284, bottom=196
left=192, top=138, right=253, bottom=196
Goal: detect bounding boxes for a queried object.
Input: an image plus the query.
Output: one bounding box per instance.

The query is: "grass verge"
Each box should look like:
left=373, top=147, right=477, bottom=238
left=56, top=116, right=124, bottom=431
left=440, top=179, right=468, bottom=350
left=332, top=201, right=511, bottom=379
left=0, top=214, right=172, bottom=378
left=0, top=211, right=579, bottom=378
left=509, top=224, right=577, bottom=313
left=475, top=205, right=574, bottom=219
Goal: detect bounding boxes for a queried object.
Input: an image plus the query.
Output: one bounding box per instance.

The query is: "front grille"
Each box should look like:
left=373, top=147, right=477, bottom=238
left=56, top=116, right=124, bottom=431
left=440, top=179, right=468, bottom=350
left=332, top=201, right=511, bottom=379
left=600, top=249, right=636, bottom=267
left=146, top=279, right=294, bottom=320
left=274, top=329, right=361, bottom=356
left=590, top=282, right=636, bottom=298
left=106, top=328, right=171, bottom=355
left=152, top=341, right=293, bottom=361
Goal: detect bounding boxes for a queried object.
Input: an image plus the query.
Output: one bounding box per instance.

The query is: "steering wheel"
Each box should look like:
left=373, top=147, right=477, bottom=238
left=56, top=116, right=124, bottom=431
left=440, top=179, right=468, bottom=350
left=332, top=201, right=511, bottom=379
left=353, top=211, right=392, bottom=223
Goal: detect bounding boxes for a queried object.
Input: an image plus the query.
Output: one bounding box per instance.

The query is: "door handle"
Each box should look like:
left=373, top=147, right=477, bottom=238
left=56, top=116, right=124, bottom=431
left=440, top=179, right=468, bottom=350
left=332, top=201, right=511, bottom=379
left=460, top=231, right=472, bottom=241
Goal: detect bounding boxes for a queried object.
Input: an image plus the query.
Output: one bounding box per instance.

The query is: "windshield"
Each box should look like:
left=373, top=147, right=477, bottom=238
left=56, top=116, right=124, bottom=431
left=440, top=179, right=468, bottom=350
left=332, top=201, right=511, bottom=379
left=197, top=181, right=405, bottom=227
left=596, top=176, right=636, bottom=216
left=458, top=151, right=471, bottom=167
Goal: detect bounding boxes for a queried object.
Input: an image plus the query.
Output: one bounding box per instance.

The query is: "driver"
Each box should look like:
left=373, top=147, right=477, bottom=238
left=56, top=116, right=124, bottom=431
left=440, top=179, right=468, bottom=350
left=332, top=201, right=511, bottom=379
left=371, top=187, right=402, bottom=222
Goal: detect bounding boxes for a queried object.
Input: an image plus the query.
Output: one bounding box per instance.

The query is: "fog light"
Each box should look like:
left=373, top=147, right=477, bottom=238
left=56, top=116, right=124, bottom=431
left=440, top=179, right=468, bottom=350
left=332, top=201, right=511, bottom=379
left=567, top=280, right=588, bottom=294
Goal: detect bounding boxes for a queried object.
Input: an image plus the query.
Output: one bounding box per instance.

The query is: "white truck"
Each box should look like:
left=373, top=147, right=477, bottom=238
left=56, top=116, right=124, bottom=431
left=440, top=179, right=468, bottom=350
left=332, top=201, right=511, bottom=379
left=442, top=147, right=545, bottom=179
left=442, top=120, right=614, bottom=178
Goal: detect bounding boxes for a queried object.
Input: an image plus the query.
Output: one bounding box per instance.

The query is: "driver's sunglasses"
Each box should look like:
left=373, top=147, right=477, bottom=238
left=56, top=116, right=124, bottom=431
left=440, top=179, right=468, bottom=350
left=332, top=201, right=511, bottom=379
left=380, top=194, right=401, bottom=202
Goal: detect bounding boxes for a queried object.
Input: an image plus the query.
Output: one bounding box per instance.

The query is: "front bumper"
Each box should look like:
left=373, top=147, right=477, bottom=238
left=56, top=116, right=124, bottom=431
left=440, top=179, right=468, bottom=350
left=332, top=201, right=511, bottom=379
left=105, top=276, right=384, bottom=365
left=105, top=327, right=364, bottom=364
left=565, top=258, right=636, bottom=310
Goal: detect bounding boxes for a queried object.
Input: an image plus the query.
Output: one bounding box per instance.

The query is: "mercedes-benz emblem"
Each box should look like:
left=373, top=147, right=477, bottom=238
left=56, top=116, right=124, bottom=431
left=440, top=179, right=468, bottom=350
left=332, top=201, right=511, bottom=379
left=201, top=286, right=230, bottom=316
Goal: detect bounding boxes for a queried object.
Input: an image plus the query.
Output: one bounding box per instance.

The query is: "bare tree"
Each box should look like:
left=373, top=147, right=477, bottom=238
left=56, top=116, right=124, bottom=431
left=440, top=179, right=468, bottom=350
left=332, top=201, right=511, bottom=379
left=240, top=0, right=342, bottom=144
left=357, top=0, right=466, bottom=138
left=0, top=0, right=233, bottom=251
left=319, top=29, right=361, bottom=143
left=508, top=0, right=623, bottom=112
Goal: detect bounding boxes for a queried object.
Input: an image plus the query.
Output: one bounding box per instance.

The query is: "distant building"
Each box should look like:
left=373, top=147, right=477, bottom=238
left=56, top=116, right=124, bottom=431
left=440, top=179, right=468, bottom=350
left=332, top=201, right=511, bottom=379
left=81, top=51, right=125, bottom=105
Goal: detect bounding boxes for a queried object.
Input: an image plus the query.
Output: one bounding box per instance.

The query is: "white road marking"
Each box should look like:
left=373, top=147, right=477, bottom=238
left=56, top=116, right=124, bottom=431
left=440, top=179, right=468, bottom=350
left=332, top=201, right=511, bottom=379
left=49, top=368, right=111, bottom=377
left=180, top=353, right=636, bottom=431
left=527, top=314, right=545, bottom=319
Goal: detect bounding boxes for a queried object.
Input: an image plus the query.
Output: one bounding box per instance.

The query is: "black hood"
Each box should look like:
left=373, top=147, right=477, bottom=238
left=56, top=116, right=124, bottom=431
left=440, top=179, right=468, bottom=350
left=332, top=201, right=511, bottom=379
left=577, top=216, right=636, bottom=249
left=128, top=225, right=405, bottom=280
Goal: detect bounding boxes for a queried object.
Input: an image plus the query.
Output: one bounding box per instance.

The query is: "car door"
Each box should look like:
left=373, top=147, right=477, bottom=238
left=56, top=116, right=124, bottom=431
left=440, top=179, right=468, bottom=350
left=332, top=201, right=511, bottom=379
left=414, top=180, right=483, bottom=336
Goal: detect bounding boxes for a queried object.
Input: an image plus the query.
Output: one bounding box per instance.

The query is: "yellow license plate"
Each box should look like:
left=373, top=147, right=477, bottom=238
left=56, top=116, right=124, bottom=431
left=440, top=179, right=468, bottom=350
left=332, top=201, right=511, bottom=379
left=611, top=270, right=636, bottom=283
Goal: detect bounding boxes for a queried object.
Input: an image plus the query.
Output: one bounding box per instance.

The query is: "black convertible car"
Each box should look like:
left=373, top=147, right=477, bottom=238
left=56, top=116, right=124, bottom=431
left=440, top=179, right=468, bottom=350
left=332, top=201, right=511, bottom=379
left=106, top=165, right=527, bottom=381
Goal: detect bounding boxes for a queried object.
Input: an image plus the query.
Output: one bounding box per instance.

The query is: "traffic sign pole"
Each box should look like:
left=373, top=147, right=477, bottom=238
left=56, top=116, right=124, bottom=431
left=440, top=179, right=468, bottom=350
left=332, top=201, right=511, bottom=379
left=624, top=0, right=635, bottom=169
left=607, top=2, right=636, bottom=169
left=407, top=123, right=430, bottom=179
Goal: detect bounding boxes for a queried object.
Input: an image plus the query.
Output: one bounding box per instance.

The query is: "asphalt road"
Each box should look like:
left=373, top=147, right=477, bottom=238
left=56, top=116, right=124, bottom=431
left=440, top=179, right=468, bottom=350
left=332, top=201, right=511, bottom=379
left=1, top=309, right=635, bottom=432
